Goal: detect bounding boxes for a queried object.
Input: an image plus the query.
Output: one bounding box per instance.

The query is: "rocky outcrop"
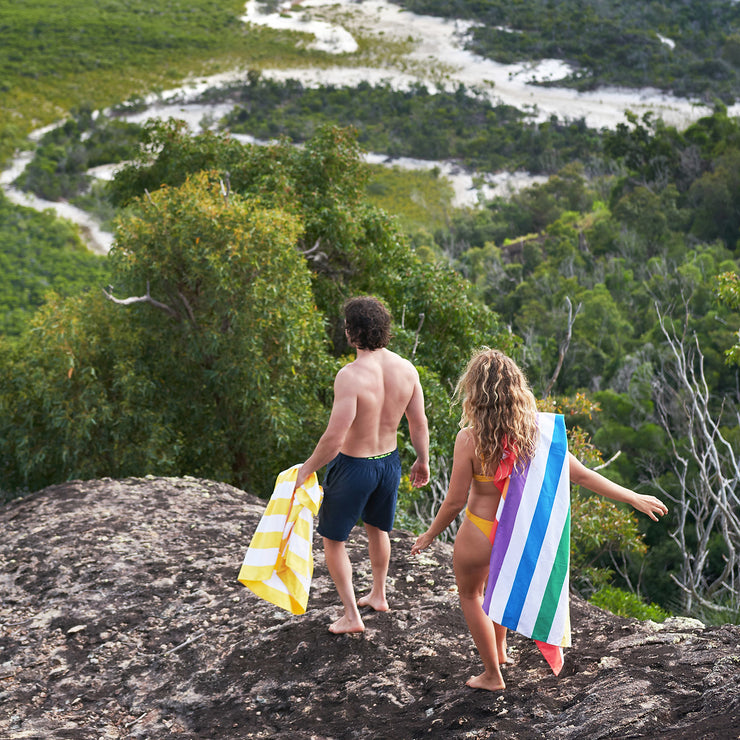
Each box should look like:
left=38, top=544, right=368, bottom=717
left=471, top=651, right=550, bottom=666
left=1, top=476, right=738, bottom=739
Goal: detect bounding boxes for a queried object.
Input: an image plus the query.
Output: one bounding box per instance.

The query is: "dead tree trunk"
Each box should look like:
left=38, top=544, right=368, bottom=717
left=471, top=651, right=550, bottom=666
left=651, top=303, right=740, bottom=615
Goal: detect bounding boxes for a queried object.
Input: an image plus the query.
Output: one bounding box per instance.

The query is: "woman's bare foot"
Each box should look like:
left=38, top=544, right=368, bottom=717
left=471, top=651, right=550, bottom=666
left=357, top=592, right=389, bottom=612
left=466, top=671, right=506, bottom=691
left=328, top=614, right=365, bottom=634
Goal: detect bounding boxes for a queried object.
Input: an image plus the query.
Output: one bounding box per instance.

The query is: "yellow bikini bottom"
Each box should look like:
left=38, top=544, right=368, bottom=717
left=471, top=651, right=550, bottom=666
left=465, top=508, right=495, bottom=540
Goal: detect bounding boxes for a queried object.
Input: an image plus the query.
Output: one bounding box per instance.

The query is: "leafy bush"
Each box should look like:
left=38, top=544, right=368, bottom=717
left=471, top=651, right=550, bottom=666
left=590, top=585, right=671, bottom=622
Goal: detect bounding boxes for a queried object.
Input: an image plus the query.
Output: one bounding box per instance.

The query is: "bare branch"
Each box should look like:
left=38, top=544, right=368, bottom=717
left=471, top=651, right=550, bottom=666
left=543, top=296, right=582, bottom=398
left=411, top=312, right=425, bottom=360
left=593, top=450, right=621, bottom=471
left=221, top=172, right=231, bottom=204
left=219, top=176, right=230, bottom=205
left=162, top=631, right=206, bottom=656
left=300, top=238, right=327, bottom=263
left=668, top=573, right=736, bottom=614
left=301, top=238, right=321, bottom=256
left=124, top=712, right=149, bottom=730
left=652, top=299, right=740, bottom=613
left=608, top=550, right=637, bottom=594
left=177, top=291, right=197, bottom=326
left=103, top=282, right=180, bottom=320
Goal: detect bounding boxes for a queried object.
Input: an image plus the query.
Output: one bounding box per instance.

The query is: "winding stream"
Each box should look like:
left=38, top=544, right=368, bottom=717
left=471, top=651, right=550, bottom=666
left=3, top=0, right=735, bottom=254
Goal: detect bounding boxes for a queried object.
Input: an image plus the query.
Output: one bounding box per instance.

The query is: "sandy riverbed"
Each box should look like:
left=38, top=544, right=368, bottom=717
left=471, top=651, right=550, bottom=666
left=241, top=0, right=733, bottom=129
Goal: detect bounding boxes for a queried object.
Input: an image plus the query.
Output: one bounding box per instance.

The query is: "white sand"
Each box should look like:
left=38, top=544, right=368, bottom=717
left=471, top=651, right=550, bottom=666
left=240, top=0, right=736, bottom=129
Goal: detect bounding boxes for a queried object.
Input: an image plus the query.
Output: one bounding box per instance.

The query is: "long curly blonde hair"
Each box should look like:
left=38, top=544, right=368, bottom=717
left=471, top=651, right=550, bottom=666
left=454, top=348, right=539, bottom=476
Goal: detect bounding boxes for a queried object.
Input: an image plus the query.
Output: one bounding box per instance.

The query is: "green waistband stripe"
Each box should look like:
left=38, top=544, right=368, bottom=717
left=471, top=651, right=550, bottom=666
left=367, top=451, right=394, bottom=460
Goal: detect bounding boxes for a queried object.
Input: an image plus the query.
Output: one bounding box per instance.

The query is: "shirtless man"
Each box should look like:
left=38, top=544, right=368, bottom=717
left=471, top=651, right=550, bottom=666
left=295, top=296, right=430, bottom=634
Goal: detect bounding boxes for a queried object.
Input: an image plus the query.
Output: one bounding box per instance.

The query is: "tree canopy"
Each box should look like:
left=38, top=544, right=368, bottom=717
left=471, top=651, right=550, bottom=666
left=0, top=126, right=506, bottom=499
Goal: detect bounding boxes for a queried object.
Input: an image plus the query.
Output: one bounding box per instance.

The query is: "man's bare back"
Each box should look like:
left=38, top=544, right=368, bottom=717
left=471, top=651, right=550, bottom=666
left=338, top=348, right=422, bottom=458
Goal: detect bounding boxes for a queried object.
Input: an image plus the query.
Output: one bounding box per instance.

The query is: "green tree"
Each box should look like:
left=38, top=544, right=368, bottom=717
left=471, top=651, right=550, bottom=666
left=2, top=127, right=508, bottom=500
left=688, top=149, right=740, bottom=247
left=110, top=122, right=506, bottom=385
left=1, top=171, right=331, bottom=496
left=111, top=122, right=382, bottom=350
left=0, top=292, right=178, bottom=497
left=612, top=186, right=669, bottom=254
left=717, top=270, right=740, bottom=364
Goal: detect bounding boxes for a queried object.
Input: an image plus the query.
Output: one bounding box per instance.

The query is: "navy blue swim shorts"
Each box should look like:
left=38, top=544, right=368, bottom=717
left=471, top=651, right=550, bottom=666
left=317, top=449, right=402, bottom=542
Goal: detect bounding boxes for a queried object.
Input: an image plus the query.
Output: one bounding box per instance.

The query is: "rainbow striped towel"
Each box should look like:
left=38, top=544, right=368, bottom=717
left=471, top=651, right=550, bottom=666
left=482, top=412, right=571, bottom=675
left=238, top=465, right=323, bottom=615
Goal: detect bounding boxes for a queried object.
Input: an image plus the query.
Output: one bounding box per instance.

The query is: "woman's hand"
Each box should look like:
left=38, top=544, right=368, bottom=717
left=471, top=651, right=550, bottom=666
left=411, top=531, right=434, bottom=556
left=633, top=493, right=669, bottom=522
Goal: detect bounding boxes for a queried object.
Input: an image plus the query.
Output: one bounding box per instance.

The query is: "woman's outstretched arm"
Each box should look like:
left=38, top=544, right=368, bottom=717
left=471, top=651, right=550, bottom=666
left=568, top=453, right=668, bottom=521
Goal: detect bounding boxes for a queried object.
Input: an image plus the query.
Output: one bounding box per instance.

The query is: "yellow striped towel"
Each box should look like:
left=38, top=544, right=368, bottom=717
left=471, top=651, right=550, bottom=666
left=238, top=465, right=323, bottom=615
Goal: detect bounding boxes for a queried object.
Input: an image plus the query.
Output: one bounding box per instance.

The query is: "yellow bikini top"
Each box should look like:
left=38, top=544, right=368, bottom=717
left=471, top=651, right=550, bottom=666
left=472, top=446, right=515, bottom=487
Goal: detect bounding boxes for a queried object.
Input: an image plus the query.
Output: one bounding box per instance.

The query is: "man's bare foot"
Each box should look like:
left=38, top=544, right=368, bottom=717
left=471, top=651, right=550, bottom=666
left=357, top=593, right=389, bottom=612
left=328, top=614, right=365, bottom=634
left=466, top=672, right=506, bottom=691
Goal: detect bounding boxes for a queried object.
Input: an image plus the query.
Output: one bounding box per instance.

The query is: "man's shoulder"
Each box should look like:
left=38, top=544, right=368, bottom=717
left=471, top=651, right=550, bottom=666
left=338, top=349, right=417, bottom=380
left=335, top=361, right=360, bottom=382
left=335, top=357, right=374, bottom=384
left=382, top=349, right=417, bottom=373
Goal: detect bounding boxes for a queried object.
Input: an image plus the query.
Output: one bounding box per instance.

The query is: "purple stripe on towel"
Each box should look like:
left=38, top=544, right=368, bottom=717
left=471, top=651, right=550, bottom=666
left=482, top=459, right=529, bottom=612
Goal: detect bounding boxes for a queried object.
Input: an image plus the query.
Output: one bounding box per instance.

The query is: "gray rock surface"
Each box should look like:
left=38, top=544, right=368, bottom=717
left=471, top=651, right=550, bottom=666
left=1, top=476, right=738, bottom=739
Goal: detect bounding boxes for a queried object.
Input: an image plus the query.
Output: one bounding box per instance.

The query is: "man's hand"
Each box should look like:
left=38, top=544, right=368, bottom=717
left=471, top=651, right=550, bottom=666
left=294, top=463, right=311, bottom=492
left=409, top=459, right=430, bottom=488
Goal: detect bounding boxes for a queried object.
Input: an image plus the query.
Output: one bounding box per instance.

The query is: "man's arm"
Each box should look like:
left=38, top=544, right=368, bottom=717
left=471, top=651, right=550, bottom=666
left=295, top=368, right=358, bottom=489
left=405, top=372, right=430, bottom=488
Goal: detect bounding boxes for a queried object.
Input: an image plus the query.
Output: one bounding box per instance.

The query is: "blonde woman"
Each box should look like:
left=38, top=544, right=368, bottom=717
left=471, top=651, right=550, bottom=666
left=411, top=348, right=667, bottom=691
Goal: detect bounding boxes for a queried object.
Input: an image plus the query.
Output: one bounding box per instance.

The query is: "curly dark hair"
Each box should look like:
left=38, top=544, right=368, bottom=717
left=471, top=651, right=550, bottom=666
left=343, top=296, right=392, bottom=350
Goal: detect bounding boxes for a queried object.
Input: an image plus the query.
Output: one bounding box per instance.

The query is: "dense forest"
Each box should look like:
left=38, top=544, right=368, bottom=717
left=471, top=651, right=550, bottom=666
left=217, top=77, right=602, bottom=173
left=0, top=192, right=109, bottom=336
left=2, top=0, right=740, bottom=625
